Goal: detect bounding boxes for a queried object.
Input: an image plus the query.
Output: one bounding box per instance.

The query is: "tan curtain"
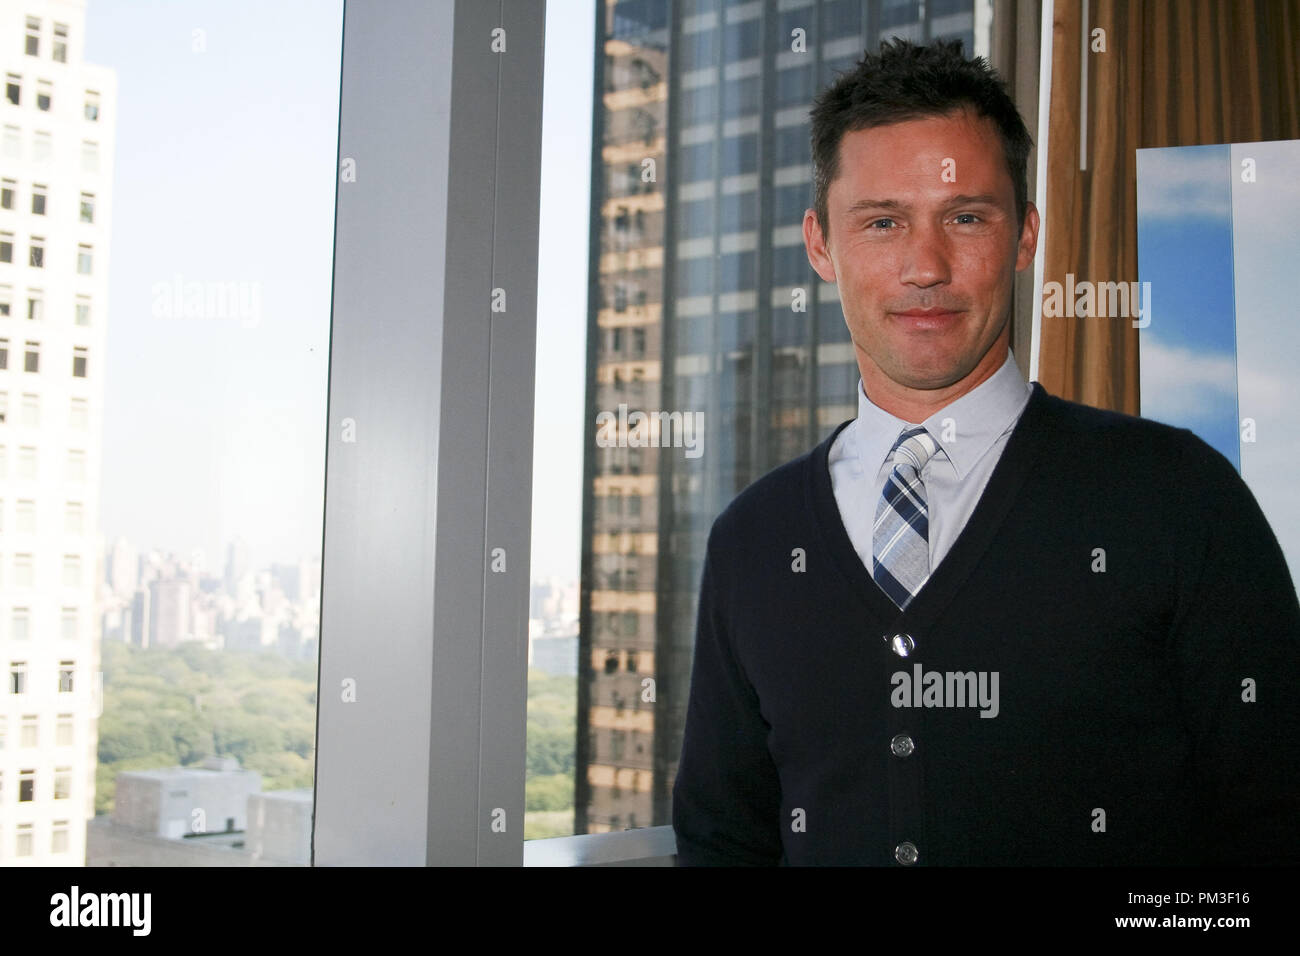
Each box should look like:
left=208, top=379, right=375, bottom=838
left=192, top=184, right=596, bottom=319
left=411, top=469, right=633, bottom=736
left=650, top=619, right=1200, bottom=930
left=989, top=0, right=1044, bottom=385
left=1039, top=0, right=1300, bottom=414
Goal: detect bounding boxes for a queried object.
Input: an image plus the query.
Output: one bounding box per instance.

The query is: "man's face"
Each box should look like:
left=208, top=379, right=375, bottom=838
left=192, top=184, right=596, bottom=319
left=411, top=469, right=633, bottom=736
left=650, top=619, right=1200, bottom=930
left=804, top=109, right=1038, bottom=397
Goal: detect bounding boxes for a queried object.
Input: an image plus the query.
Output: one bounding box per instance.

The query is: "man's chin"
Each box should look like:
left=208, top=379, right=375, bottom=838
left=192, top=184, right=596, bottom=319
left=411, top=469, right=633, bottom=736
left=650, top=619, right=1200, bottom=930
left=885, top=356, right=972, bottom=392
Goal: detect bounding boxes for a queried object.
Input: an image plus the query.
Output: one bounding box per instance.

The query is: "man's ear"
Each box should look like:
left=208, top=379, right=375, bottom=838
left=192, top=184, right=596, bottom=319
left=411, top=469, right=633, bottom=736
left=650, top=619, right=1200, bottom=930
left=1015, top=202, right=1040, bottom=273
left=804, top=208, right=837, bottom=283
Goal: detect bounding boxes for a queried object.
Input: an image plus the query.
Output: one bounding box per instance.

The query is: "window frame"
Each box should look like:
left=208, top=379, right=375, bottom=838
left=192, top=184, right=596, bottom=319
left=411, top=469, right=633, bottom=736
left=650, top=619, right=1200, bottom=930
left=314, top=0, right=678, bottom=868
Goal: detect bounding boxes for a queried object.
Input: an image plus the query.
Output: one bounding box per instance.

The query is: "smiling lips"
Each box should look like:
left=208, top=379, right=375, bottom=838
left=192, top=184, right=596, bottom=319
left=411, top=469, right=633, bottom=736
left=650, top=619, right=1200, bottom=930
left=890, top=308, right=964, bottom=330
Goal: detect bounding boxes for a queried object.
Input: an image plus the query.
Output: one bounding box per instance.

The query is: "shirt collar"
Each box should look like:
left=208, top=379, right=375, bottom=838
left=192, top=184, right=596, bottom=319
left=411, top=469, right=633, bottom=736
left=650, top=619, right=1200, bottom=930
left=851, top=348, right=1031, bottom=481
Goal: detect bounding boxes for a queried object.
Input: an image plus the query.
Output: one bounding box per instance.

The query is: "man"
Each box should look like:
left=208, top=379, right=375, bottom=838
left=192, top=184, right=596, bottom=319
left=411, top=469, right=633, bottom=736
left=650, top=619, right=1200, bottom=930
left=671, top=38, right=1300, bottom=866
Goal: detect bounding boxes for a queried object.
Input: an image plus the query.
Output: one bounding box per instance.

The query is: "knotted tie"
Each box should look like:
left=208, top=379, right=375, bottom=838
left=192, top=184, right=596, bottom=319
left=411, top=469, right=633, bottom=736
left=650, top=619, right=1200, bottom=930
left=873, top=426, right=938, bottom=609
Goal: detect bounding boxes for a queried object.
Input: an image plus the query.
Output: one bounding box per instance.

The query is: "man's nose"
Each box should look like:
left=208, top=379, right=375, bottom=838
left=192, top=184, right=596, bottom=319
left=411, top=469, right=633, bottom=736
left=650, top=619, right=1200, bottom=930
left=898, top=222, right=952, bottom=288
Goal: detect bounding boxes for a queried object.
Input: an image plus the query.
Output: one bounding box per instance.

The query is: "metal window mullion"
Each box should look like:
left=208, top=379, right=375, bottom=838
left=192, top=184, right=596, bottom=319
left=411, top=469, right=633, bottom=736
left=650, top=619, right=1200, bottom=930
left=315, top=0, right=543, bottom=868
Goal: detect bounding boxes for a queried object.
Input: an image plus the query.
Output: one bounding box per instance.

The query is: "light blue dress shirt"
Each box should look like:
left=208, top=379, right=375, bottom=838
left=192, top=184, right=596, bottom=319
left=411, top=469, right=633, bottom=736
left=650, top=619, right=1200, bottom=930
left=828, top=348, right=1034, bottom=581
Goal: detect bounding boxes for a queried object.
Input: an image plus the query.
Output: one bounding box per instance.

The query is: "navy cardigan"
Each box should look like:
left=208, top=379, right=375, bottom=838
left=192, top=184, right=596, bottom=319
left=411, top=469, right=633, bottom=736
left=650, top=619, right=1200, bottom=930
left=672, top=382, right=1300, bottom=865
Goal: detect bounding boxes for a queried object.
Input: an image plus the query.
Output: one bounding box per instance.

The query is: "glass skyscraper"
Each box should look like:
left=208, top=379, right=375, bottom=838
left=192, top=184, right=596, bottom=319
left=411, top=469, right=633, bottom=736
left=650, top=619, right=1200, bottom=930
left=577, top=0, right=976, bottom=834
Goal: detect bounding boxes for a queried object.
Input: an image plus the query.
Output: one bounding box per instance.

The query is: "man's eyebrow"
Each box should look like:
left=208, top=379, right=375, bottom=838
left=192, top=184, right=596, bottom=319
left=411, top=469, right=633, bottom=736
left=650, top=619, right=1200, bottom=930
left=845, top=198, right=906, bottom=215
left=845, top=194, right=1003, bottom=216
left=945, top=193, right=1001, bottom=207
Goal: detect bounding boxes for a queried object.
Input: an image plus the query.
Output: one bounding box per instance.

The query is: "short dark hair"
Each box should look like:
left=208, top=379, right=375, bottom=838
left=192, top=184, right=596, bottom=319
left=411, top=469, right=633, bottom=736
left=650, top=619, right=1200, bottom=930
left=809, top=38, right=1033, bottom=242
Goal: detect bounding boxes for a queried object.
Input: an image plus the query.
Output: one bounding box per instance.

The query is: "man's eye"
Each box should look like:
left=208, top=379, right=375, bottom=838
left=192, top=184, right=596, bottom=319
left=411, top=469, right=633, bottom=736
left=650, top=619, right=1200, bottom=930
left=954, top=213, right=981, bottom=224
left=867, top=218, right=895, bottom=229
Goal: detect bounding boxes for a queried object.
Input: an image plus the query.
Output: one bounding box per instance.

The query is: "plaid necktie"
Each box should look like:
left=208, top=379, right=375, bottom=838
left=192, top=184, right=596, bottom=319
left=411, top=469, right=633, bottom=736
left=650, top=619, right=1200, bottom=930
left=873, top=426, right=939, bottom=609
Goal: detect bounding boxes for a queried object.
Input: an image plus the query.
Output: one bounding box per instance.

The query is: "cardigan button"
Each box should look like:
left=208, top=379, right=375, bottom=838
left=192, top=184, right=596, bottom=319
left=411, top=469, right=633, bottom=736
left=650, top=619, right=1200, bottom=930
left=890, top=734, right=915, bottom=757
left=889, top=633, right=915, bottom=657
left=894, top=841, right=919, bottom=865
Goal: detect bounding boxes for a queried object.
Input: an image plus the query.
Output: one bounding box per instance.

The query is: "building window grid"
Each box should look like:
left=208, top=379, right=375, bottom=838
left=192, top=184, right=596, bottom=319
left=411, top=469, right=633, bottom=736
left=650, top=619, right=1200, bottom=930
left=574, top=0, right=963, bottom=844
left=25, top=17, right=40, bottom=57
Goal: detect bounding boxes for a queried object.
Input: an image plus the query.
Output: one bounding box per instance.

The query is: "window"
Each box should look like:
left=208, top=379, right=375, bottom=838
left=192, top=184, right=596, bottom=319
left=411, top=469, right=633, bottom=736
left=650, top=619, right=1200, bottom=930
left=63, top=555, right=81, bottom=588
left=69, top=397, right=88, bottom=428
left=27, top=293, right=43, bottom=321
left=0, top=285, right=9, bottom=315
left=680, top=141, right=713, bottom=184
left=33, top=130, right=51, bottom=162
left=720, top=191, right=758, bottom=234
left=52, top=821, right=70, bottom=854
left=722, top=132, right=760, bottom=176
left=0, top=389, right=6, bottom=421
left=36, top=79, right=51, bottom=111
left=11, top=608, right=30, bottom=641
left=1, top=124, right=17, bottom=158
left=723, top=17, right=761, bottom=60
left=19, top=770, right=35, bottom=802
left=56, top=713, right=73, bottom=747
left=0, top=230, right=12, bottom=262
left=0, top=177, right=13, bottom=208
left=14, top=554, right=33, bottom=587
left=722, top=74, right=760, bottom=119
left=28, top=236, right=43, bottom=268
left=25, top=17, right=40, bottom=56
left=775, top=123, right=808, bottom=168
left=36, top=0, right=342, bottom=868
left=5, top=74, right=19, bottom=105
left=53, top=23, right=68, bottom=63
left=20, top=393, right=37, bottom=425
left=65, top=501, right=83, bottom=533
left=24, top=340, right=39, bottom=372
left=31, top=184, right=46, bottom=215
left=20, top=715, right=37, bottom=748
left=16, top=822, right=34, bottom=856
left=17, top=499, right=35, bottom=531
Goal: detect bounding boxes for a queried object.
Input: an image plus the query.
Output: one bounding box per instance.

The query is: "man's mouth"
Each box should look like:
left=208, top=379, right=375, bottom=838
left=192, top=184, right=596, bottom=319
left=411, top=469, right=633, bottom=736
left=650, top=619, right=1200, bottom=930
left=890, top=308, right=964, bottom=329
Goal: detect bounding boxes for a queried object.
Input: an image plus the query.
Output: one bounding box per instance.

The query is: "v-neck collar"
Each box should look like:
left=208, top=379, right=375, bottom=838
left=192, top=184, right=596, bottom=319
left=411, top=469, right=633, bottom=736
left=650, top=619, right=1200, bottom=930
left=807, top=381, right=1052, bottom=635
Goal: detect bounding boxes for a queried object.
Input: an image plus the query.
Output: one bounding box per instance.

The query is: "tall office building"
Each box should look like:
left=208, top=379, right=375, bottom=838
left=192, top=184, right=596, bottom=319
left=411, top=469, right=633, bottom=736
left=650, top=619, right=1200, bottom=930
left=578, top=0, right=976, bottom=832
left=0, top=0, right=116, bottom=864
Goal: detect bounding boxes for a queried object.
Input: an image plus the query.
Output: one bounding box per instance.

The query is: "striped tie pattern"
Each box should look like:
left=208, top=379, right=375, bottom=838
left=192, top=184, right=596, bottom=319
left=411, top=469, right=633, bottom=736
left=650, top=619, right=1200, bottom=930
left=873, top=426, right=939, bottom=609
